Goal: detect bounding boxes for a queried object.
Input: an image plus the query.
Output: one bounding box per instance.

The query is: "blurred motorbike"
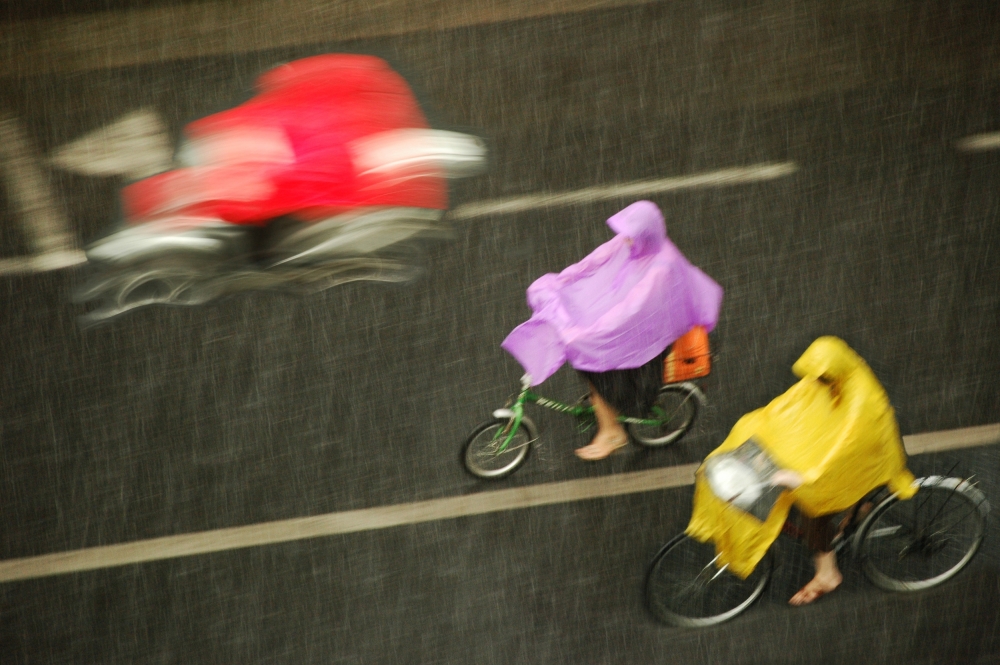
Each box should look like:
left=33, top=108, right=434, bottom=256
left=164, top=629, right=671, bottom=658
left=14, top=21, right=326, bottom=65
left=74, top=54, right=486, bottom=325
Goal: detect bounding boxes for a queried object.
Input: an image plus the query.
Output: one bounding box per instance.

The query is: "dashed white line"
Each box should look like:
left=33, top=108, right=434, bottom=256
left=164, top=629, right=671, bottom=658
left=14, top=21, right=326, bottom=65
left=0, top=160, right=797, bottom=276
left=0, top=464, right=701, bottom=583
left=903, top=423, right=1000, bottom=456
left=0, top=421, right=994, bottom=583
left=0, top=117, right=79, bottom=261
left=448, top=162, right=799, bottom=220
left=49, top=109, right=173, bottom=180
left=0, top=250, right=87, bottom=275
left=954, top=132, right=1000, bottom=152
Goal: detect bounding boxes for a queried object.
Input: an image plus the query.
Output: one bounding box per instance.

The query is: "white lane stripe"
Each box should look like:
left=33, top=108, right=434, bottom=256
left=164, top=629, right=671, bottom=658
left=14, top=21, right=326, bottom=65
left=49, top=109, right=173, bottom=180
left=0, top=422, right=996, bottom=583
left=903, top=423, right=1000, bottom=456
left=448, top=162, right=799, bottom=220
left=0, top=161, right=795, bottom=277
left=0, top=250, right=88, bottom=275
left=0, top=117, right=79, bottom=260
left=955, top=133, right=1000, bottom=152
left=0, top=464, right=701, bottom=583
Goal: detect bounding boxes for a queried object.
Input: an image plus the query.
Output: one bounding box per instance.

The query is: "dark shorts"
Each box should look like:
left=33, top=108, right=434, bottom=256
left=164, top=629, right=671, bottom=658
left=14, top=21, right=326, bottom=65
left=801, top=500, right=871, bottom=553
left=576, top=345, right=671, bottom=418
left=802, top=513, right=836, bottom=553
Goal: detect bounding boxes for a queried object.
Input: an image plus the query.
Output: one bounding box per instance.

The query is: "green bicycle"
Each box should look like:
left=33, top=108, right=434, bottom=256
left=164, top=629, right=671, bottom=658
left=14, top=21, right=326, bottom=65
left=461, top=374, right=705, bottom=480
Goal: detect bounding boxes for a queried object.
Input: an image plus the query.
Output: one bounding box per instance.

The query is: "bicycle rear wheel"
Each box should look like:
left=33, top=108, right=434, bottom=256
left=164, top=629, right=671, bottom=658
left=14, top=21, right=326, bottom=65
left=645, top=533, right=772, bottom=627
left=628, top=384, right=700, bottom=447
left=461, top=417, right=536, bottom=480
left=855, top=476, right=989, bottom=592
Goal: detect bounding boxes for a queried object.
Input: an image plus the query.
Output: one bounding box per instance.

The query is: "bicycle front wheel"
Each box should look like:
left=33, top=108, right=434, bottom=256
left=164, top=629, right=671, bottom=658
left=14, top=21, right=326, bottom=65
left=645, top=534, right=772, bottom=628
left=855, top=476, right=989, bottom=592
left=629, top=384, right=700, bottom=447
left=461, top=417, right=536, bottom=480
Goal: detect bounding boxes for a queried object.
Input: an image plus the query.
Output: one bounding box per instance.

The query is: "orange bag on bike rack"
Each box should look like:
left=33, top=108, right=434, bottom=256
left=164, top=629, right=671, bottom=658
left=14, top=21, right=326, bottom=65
left=663, top=326, right=711, bottom=383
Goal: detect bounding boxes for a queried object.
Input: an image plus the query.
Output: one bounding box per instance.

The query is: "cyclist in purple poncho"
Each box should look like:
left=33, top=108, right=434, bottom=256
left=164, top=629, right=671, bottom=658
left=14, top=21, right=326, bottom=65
left=502, top=201, right=723, bottom=460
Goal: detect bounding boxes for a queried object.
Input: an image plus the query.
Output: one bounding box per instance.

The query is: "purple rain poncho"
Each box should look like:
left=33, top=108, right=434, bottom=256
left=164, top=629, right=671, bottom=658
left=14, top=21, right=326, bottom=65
left=501, top=201, right=723, bottom=386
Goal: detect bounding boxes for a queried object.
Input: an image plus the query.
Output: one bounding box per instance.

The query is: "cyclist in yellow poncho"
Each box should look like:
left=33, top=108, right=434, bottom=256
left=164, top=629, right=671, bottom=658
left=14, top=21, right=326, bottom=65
left=686, top=337, right=917, bottom=605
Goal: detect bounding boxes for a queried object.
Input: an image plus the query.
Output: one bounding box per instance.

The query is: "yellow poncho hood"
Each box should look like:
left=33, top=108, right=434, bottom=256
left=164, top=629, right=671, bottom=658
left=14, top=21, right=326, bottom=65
left=686, top=337, right=916, bottom=578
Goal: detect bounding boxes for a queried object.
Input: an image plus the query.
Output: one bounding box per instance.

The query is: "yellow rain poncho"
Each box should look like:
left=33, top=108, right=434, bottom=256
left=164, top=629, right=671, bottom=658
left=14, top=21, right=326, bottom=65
left=686, top=337, right=917, bottom=578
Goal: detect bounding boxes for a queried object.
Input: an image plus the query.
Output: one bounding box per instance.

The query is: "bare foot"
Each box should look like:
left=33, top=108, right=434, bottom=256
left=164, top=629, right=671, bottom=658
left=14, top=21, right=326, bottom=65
left=788, top=574, right=842, bottom=605
left=575, top=431, right=628, bottom=461
left=789, top=551, right=842, bottom=606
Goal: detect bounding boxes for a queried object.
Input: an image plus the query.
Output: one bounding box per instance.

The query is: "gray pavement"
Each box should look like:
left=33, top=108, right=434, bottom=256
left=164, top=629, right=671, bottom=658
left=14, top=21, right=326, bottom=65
left=1, top=1, right=999, bottom=662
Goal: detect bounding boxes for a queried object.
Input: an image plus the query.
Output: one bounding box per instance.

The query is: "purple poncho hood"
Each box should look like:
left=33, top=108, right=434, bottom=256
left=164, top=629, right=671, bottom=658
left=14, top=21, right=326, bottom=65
left=501, top=201, right=723, bottom=385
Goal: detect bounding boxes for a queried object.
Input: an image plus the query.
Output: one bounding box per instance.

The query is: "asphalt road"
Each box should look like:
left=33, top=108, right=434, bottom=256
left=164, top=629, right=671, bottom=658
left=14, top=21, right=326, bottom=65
left=1, top=1, right=999, bottom=662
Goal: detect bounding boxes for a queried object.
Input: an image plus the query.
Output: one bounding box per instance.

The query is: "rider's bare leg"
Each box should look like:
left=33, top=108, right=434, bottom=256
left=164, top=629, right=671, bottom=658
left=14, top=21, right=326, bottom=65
left=575, top=384, right=629, bottom=461
left=789, top=550, right=843, bottom=605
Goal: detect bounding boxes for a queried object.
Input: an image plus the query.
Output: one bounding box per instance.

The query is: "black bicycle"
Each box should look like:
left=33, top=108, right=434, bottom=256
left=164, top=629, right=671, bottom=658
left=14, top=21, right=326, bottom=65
left=645, top=473, right=990, bottom=627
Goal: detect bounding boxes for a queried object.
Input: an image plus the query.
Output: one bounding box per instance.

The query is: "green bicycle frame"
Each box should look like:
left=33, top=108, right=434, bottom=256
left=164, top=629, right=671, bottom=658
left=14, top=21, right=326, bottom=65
left=491, top=384, right=665, bottom=453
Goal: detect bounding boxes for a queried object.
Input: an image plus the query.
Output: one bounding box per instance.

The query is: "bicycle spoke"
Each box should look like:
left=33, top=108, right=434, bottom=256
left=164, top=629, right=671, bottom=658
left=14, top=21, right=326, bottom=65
left=866, top=525, right=904, bottom=539
left=708, top=562, right=731, bottom=583
left=630, top=386, right=699, bottom=446
left=462, top=418, right=535, bottom=479
left=646, top=535, right=770, bottom=626
left=861, top=482, right=985, bottom=591
left=925, top=503, right=981, bottom=541
left=912, top=480, right=964, bottom=539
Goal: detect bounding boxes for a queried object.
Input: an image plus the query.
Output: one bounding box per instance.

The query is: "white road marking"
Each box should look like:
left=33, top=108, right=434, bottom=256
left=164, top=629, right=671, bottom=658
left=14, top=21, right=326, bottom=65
left=954, top=132, right=1000, bottom=152
left=0, top=117, right=79, bottom=262
left=0, top=422, right=995, bottom=583
left=902, top=422, right=1000, bottom=456
left=49, top=109, right=173, bottom=180
left=0, top=250, right=87, bottom=275
left=0, top=160, right=796, bottom=277
left=447, top=162, right=799, bottom=220
left=0, top=464, right=701, bottom=583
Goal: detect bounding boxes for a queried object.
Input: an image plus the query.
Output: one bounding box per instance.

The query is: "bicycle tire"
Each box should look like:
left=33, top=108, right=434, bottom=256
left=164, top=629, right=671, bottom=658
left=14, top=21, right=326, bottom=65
left=629, top=384, right=700, bottom=447
left=645, top=533, right=772, bottom=627
left=461, top=416, right=536, bottom=480
left=854, top=476, right=989, bottom=592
